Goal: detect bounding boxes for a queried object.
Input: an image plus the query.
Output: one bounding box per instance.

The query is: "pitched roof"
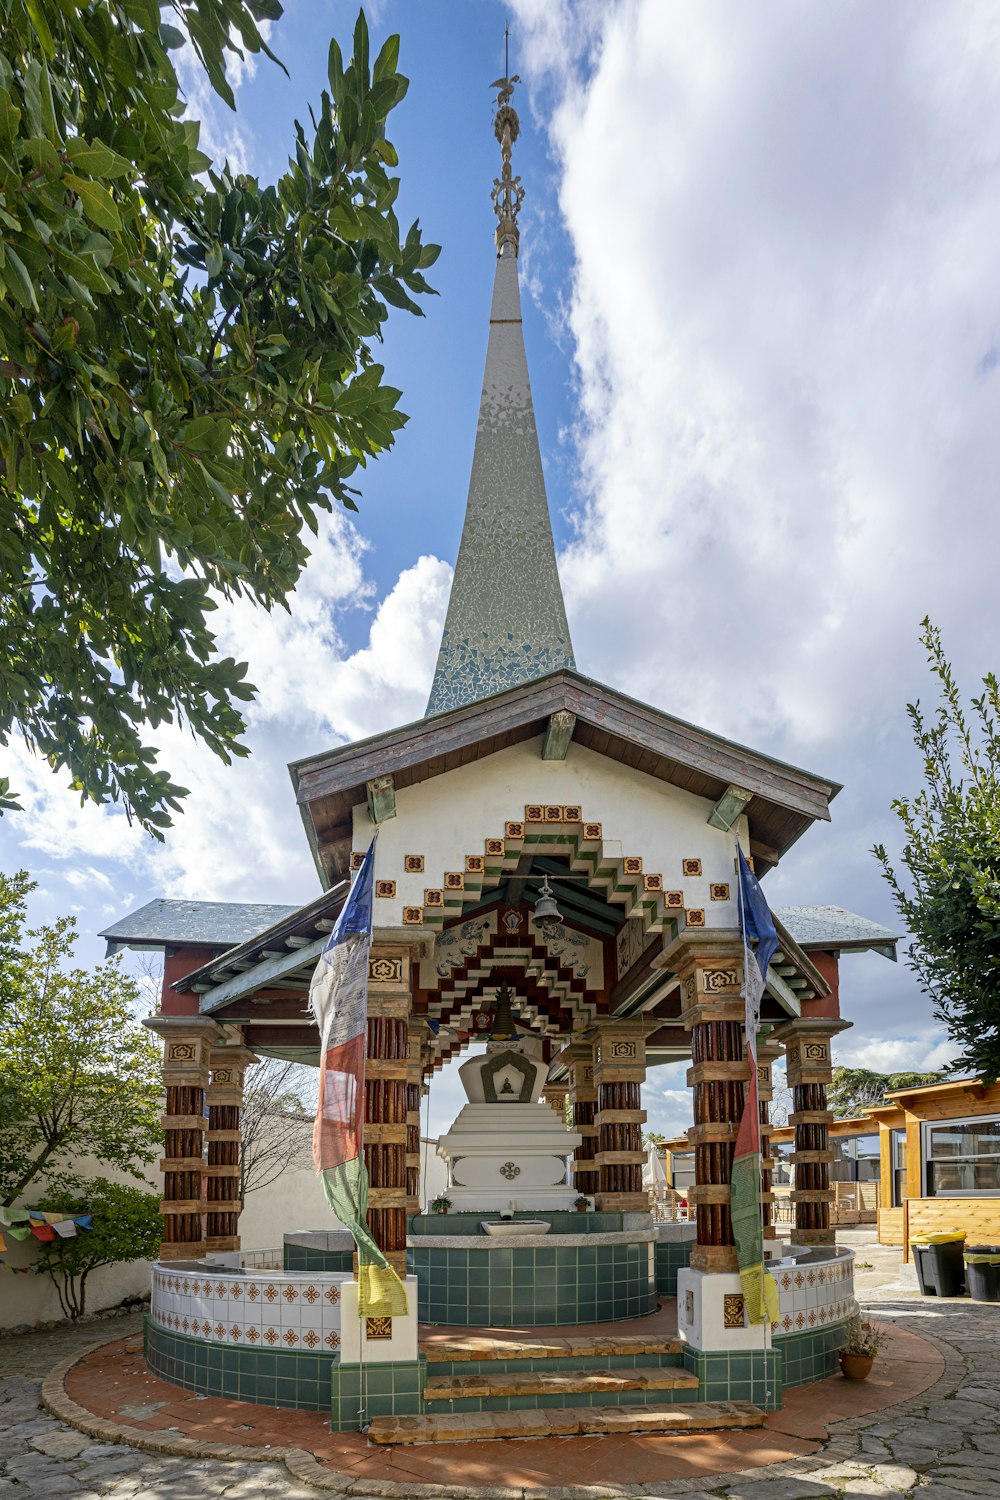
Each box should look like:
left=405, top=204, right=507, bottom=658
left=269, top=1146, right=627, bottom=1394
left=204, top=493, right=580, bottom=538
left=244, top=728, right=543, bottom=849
left=775, top=904, right=899, bottom=958
left=289, top=668, right=842, bottom=886
left=100, top=898, right=299, bottom=954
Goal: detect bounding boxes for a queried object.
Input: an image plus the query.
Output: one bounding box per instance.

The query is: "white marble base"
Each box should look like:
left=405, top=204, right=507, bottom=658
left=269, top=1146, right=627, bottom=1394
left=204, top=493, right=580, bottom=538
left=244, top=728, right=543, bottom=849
left=437, top=1100, right=581, bottom=1211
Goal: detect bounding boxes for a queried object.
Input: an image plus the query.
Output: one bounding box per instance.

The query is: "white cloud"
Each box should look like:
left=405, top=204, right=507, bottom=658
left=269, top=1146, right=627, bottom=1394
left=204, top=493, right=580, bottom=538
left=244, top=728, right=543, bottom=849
left=506, top=0, right=1000, bottom=1044
left=2, top=517, right=450, bottom=914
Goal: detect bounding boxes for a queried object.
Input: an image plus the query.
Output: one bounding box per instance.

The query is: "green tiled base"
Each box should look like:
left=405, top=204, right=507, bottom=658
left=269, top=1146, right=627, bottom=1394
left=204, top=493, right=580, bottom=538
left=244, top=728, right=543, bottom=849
left=144, top=1319, right=338, bottom=1410
left=408, top=1211, right=624, bottom=1236
left=409, top=1240, right=656, bottom=1326
left=330, top=1359, right=425, bottom=1431
left=654, top=1239, right=692, bottom=1297
left=282, top=1244, right=354, bottom=1273
left=682, top=1347, right=782, bottom=1411
left=774, top=1324, right=845, bottom=1387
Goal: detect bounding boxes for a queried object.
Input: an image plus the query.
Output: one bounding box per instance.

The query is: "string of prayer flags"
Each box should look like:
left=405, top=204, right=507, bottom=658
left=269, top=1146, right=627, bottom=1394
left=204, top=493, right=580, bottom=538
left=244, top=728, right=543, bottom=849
left=5, top=1224, right=31, bottom=1241
left=30, top=1224, right=56, bottom=1242
left=73, top=1215, right=93, bottom=1231
left=53, top=1220, right=77, bottom=1238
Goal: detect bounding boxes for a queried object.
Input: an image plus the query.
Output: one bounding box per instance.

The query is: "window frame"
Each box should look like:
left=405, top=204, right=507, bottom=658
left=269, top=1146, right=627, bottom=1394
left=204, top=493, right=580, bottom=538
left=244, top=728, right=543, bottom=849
left=921, top=1113, right=1000, bottom=1198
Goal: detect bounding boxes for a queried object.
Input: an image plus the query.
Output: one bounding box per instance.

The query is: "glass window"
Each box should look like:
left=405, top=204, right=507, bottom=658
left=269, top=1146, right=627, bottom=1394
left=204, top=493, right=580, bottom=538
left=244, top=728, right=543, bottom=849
left=925, top=1117, right=1000, bottom=1197
left=830, top=1134, right=880, bottom=1183
left=891, top=1129, right=907, bottom=1207
left=771, top=1142, right=793, bottom=1186
left=670, top=1150, right=695, bottom=1192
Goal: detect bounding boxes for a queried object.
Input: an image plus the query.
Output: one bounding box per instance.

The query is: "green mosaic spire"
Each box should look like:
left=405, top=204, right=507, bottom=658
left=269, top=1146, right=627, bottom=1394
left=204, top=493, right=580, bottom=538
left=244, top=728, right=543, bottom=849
left=425, top=77, right=575, bottom=719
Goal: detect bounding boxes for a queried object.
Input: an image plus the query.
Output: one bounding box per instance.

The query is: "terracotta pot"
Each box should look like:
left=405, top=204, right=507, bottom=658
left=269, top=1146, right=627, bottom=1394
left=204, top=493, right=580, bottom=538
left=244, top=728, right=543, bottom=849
left=576, top=1205, right=587, bottom=1212
left=840, top=1351, right=873, bottom=1381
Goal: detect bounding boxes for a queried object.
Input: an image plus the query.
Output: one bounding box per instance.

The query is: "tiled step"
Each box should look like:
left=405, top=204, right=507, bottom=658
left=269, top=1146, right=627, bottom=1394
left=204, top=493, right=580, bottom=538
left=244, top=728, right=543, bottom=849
left=368, top=1400, right=765, bottom=1445
left=422, top=1333, right=684, bottom=1363
left=424, top=1367, right=700, bottom=1401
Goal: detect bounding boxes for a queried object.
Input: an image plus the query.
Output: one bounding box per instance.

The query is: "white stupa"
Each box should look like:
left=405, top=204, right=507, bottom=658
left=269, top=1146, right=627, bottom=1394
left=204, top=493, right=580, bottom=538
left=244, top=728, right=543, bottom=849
left=436, top=987, right=583, bottom=1211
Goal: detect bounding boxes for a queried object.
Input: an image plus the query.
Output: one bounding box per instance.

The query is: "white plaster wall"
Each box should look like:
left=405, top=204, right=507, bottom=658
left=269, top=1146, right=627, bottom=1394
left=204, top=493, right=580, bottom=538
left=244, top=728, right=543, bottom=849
left=0, top=1154, right=159, bottom=1332
left=351, top=737, right=745, bottom=933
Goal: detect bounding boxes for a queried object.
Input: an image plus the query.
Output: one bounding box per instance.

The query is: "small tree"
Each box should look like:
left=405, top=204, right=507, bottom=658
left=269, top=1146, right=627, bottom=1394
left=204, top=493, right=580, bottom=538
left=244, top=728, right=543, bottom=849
left=874, top=620, right=1000, bottom=1083
left=828, top=1067, right=943, bottom=1119
left=31, top=1178, right=160, bottom=1320
left=0, top=872, right=161, bottom=1204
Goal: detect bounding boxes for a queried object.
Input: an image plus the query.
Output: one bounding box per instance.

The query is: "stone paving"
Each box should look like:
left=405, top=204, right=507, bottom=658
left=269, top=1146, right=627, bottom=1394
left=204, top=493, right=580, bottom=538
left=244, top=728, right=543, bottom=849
left=0, top=1236, right=997, bottom=1499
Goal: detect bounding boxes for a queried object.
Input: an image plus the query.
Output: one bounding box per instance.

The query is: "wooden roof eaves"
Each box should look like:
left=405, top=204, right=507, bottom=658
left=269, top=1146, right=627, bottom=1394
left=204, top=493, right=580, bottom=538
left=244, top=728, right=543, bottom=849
left=288, top=669, right=842, bottom=835
left=171, top=883, right=347, bottom=995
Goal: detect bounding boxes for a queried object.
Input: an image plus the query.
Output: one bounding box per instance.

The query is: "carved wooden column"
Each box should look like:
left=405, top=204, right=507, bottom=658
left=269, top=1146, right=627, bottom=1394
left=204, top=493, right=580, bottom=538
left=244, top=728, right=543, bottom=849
left=755, top=1037, right=783, bottom=1241
left=205, top=1045, right=257, bottom=1255
left=771, top=1018, right=851, bottom=1246
left=405, top=1020, right=424, bottom=1219
left=592, top=1019, right=648, bottom=1212
left=145, top=1017, right=220, bottom=1262
left=365, top=947, right=412, bottom=1281
left=563, top=1041, right=599, bottom=1199
left=661, top=933, right=747, bottom=1272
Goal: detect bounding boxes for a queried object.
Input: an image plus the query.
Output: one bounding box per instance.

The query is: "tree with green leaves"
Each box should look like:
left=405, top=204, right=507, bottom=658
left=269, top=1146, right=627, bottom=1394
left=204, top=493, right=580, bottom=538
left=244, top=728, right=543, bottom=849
left=874, top=618, right=1000, bottom=1083
left=0, top=870, right=161, bottom=1204
left=828, top=1067, right=943, bottom=1119
left=31, top=1177, right=161, bottom=1320
left=0, top=2, right=437, bottom=835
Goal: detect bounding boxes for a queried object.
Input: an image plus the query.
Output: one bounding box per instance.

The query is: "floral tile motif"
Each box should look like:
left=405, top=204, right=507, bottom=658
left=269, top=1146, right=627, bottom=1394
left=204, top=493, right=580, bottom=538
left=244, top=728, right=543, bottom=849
left=325, top=1286, right=341, bottom=1305
left=246, top=1327, right=259, bottom=1343
left=807, top=1270, right=816, bottom=1287
left=264, top=1285, right=278, bottom=1303
left=282, top=1285, right=298, bottom=1303
left=230, top=1283, right=243, bottom=1299
left=325, top=1331, right=341, bottom=1350
left=215, top=1282, right=227, bottom=1298
left=818, top=1269, right=826, bottom=1284
left=302, top=1330, right=320, bottom=1349
left=782, top=1315, right=793, bottom=1330
left=247, top=1285, right=260, bottom=1302
left=303, top=1286, right=319, bottom=1305
left=263, top=1328, right=278, bottom=1346
left=230, top=1325, right=242, bottom=1341
left=214, top=1322, right=226, bottom=1340
left=795, top=1312, right=805, bottom=1329
left=282, top=1330, right=298, bottom=1347
left=780, top=1273, right=792, bottom=1289
left=794, top=1272, right=804, bottom=1288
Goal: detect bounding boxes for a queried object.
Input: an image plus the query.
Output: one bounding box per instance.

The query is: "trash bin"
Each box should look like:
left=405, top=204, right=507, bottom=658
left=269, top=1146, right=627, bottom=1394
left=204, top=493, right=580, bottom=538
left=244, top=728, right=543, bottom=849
left=911, top=1232, right=965, bottom=1296
left=964, top=1246, right=1000, bottom=1303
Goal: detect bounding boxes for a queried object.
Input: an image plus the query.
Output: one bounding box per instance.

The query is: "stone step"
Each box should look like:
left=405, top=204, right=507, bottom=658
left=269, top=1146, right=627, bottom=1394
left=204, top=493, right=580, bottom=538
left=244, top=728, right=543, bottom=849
left=367, top=1400, right=765, bottom=1445
left=424, top=1366, right=700, bottom=1401
left=421, top=1333, right=684, bottom=1363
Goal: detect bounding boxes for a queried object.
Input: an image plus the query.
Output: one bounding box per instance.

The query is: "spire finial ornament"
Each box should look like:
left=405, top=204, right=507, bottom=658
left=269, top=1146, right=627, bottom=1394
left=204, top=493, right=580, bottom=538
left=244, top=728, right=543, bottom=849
left=489, top=52, right=524, bottom=257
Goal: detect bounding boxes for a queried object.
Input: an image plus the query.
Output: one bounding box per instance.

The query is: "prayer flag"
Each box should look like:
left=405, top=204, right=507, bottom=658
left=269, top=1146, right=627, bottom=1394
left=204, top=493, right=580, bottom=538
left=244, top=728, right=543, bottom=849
left=73, top=1215, right=93, bottom=1231
left=0, top=1232, right=6, bottom=1252
left=6, top=1225, right=31, bottom=1241
left=53, top=1220, right=77, bottom=1238
left=309, top=839, right=407, bottom=1319
left=30, top=1224, right=55, bottom=1242
left=730, top=847, right=779, bottom=1326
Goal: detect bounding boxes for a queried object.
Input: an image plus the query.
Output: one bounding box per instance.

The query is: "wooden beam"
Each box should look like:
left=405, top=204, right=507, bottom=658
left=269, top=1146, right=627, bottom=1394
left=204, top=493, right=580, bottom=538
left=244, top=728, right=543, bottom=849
left=542, top=710, right=576, bottom=761
left=707, top=784, right=753, bottom=831
left=197, top=934, right=327, bottom=1013
left=366, top=774, right=396, bottom=824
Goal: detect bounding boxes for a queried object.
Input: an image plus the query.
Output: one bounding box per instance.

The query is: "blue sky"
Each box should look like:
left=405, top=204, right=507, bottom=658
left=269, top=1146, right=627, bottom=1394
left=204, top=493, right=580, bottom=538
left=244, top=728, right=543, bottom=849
left=5, top=1, right=1000, bottom=1138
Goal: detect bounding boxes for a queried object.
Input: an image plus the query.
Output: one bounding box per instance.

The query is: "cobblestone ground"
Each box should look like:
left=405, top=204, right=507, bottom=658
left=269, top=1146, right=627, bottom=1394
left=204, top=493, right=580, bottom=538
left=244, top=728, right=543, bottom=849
left=0, top=1237, right=998, bottom=1499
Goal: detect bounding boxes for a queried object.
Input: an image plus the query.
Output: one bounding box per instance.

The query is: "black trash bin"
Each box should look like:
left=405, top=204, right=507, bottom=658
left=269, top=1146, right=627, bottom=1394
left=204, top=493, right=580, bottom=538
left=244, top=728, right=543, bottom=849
left=911, top=1232, right=965, bottom=1296
left=964, top=1245, right=1000, bottom=1303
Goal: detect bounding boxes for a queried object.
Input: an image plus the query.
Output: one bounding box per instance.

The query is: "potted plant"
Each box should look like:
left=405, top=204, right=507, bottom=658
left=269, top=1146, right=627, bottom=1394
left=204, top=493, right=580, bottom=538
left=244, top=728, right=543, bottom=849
left=574, top=1195, right=590, bottom=1213
left=839, top=1315, right=888, bottom=1380
left=430, top=1195, right=452, bottom=1215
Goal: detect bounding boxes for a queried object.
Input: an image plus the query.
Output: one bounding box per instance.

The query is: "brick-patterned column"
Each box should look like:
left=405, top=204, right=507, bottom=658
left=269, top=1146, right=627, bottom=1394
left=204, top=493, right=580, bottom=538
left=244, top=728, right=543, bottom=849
left=592, top=1020, right=648, bottom=1212
left=661, top=933, right=747, bottom=1272
left=145, top=1017, right=220, bottom=1262
left=755, top=1037, right=783, bottom=1241
left=365, top=946, right=413, bottom=1282
left=405, top=1020, right=424, bottom=1220
left=563, top=1041, right=598, bottom=1198
left=771, top=1018, right=851, bottom=1246
left=205, top=1045, right=257, bottom=1255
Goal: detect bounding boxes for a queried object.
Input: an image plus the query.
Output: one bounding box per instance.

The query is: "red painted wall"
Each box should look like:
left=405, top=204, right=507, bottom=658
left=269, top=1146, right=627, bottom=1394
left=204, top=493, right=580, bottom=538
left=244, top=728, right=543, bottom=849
left=801, top=949, right=841, bottom=1018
